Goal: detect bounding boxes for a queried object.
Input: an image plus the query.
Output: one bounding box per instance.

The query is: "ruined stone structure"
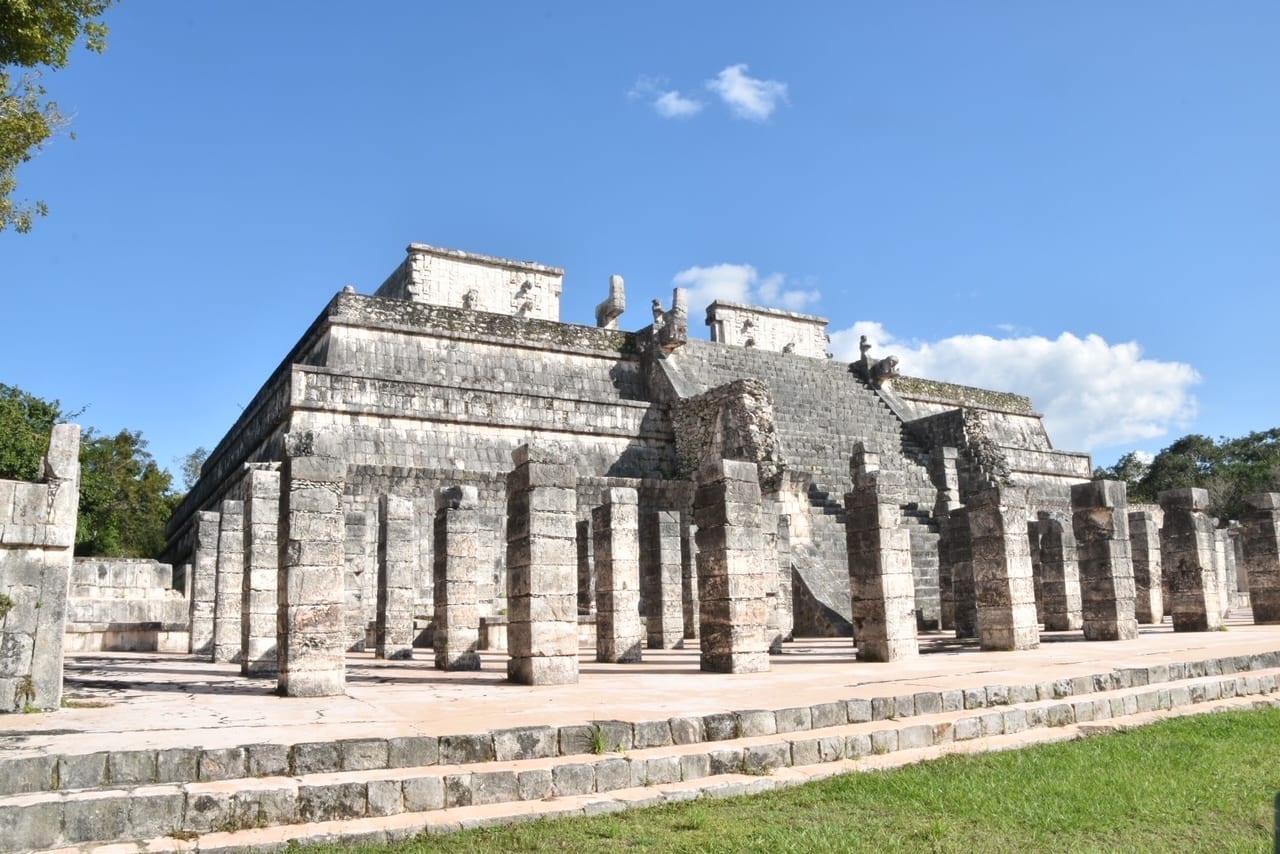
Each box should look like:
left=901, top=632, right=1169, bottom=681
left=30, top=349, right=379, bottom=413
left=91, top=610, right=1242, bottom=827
left=0, top=425, right=79, bottom=712
left=1158, top=488, right=1223, bottom=632
left=967, top=487, right=1040, bottom=651
left=1128, top=509, right=1163, bottom=625
left=157, top=242, right=1097, bottom=694
left=1070, top=481, right=1138, bottom=641
left=1240, top=493, right=1280, bottom=623
left=593, top=487, right=643, bottom=664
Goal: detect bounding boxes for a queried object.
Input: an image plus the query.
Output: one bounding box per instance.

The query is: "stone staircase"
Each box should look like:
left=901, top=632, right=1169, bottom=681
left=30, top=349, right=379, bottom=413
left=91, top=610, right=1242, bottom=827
left=6, top=649, right=1279, bottom=852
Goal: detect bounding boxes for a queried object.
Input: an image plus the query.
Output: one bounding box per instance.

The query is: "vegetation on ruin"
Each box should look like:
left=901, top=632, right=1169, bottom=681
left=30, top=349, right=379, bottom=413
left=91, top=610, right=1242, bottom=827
left=0, top=382, right=180, bottom=557
left=312, top=707, right=1280, bottom=853
left=0, top=0, right=115, bottom=232
left=1097, top=429, right=1280, bottom=521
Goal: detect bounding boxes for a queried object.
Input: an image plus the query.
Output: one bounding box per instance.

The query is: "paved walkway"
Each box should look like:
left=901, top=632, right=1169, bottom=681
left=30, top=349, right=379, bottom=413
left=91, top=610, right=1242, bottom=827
left=3, top=615, right=1278, bottom=759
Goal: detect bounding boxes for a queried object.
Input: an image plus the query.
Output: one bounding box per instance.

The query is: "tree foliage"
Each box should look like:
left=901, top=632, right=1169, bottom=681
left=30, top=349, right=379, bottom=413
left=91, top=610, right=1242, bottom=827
left=179, top=445, right=208, bottom=491
left=1, top=0, right=114, bottom=233
left=1096, top=429, right=1280, bottom=522
left=1, top=381, right=179, bottom=557
left=0, top=381, right=65, bottom=479
left=77, top=428, right=178, bottom=557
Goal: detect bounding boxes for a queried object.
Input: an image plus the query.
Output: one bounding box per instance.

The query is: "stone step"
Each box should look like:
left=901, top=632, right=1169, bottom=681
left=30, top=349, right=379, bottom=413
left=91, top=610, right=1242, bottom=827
left=27, top=685, right=1280, bottom=853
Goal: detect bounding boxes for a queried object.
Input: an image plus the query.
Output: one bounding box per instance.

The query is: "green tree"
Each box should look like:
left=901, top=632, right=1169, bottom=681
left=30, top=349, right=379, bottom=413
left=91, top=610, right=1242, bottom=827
left=1, top=0, right=115, bottom=232
left=178, top=446, right=209, bottom=491
left=1103, top=430, right=1280, bottom=522
left=0, top=381, right=65, bottom=479
left=76, top=428, right=178, bottom=557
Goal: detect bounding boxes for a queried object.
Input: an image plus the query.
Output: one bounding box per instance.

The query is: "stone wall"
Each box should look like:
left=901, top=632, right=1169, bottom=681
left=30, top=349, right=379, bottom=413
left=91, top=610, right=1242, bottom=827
left=64, top=558, right=188, bottom=653
left=375, top=243, right=564, bottom=321
left=0, top=424, right=79, bottom=712
left=705, top=301, right=829, bottom=359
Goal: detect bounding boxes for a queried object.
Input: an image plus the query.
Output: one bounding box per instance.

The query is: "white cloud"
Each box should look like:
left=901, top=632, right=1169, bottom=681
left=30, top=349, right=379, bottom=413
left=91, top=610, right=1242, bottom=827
left=630, top=76, right=703, bottom=119
left=706, top=64, right=788, bottom=121
left=829, top=323, right=1200, bottom=454
left=672, top=264, right=820, bottom=317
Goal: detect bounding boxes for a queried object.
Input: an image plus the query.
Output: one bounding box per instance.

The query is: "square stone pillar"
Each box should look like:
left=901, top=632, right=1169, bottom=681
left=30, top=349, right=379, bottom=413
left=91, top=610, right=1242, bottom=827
left=1070, top=480, right=1138, bottom=641
left=433, top=485, right=482, bottom=670
left=240, top=465, right=279, bottom=677
left=641, top=509, right=685, bottom=649
left=375, top=494, right=415, bottom=660
left=594, top=488, right=643, bottom=663
left=212, top=499, right=244, bottom=663
left=505, top=444, right=579, bottom=685
left=575, top=519, right=594, bottom=617
left=682, top=519, right=700, bottom=640
left=189, top=509, right=220, bottom=658
left=967, top=486, right=1040, bottom=651
left=277, top=429, right=348, bottom=697
left=1027, top=521, right=1045, bottom=625
left=1128, top=510, right=1163, bottom=624
left=773, top=514, right=794, bottom=650
left=1157, top=488, right=1222, bottom=632
left=941, top=506, right=976, bottom=639
left=342, top=508, right=377, bottom=652
left=845, top=444, right=918, bottom=662
left=694, top=459, right=770, bottom=674
left=1036, top=511, right=1083, bottom=631
left=1240, top=493, right=1280, bottom=623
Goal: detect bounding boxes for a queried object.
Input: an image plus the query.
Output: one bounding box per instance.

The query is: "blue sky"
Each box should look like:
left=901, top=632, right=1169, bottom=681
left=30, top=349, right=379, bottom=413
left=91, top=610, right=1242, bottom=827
left=3, top=2, right=1277, bottom=479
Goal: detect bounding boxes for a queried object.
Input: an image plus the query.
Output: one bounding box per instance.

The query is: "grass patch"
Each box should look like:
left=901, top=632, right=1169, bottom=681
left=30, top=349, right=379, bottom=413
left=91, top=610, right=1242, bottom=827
left=306, top=707, right=1280, bottom=852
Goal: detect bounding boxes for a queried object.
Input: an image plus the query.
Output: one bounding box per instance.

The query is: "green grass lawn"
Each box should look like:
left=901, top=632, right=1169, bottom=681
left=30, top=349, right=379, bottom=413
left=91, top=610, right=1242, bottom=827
left=316, top=707, right=1280, bottom=853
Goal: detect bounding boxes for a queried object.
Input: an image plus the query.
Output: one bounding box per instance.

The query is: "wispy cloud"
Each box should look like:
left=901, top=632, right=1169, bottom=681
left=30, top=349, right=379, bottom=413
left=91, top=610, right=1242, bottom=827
left=706, top=64, right=788, bottom=121
left=629, top=76, right=703, bottom=119
left=828, top=322, right=1200, bottom=454
left=672, top=264, right=819, bottom=317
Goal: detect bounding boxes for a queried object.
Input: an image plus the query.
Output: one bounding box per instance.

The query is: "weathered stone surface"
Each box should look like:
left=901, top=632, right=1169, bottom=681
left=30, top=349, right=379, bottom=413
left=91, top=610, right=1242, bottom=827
left=1129, top=509, right=1163, bottom=625
left=694, top=459, right=770, bottom=674
left=641, top=508, right=685, bottom=650
left=241, top=465, right=280, bottom=676
left=845, top=445, right=918, bottom=662
left=506, top=445, right=579, bottom=685
left=1241, top=493, right=1280, bottom=623
left=967, top=487, right=1039, bottom=650
left=376, top=494, right=416, bottom=660
left=0, top=423, right=79, bottom=712
left=940, top=506, right=977, bottom=638
left=277, top=429, right=348, bottom=697
left=190, top=509, right=220, bottom=658
left=1071, top=480, right=1138, bottom=641
left=1159, top=488, right=1223, bottom=632
left=594, top=487, right=643, bottom=663
left=1037, top=511, right=1083, bottom=631
left=433, top=485, right=482, bottom=671
left=212, top=498, right=245, bottom=664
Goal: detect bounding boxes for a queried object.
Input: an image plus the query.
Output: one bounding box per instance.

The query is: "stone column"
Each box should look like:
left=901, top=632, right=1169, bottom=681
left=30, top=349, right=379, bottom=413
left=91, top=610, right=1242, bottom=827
left=1230, top=524, right=1248, bottom=596
left=342, top=508, right=377, bottom=652
left=694, top=459, right=770, bottom=673
left=505, top=444, right=579, bottom=685
left=1128, top=509, right=1163, bottom=624
left=845, top=444, right=918, bottom=662
left=594, top=488, right=643, bottom=663
left=1212, top=528, right=1231, bottom=617
left=433, top=485, right=481, bottom=670
left=189, top=509, right=220, bottom=658
left=641, top=508, right=684, bottom=649
left=682, top=519, right=700, bottom=640
left=240, top=465, right=279, bottom=676
left=576, top=519, right=594, bottom=617
left=1027, top=521, right=1044, bottom=625
left=212, top=499, right=244, bottom=663
left=933, top=447, right=960, bottom=633
left=773, top=514, right=794, bottom=650
left=375, top=494, right=415, bottom=660
left=1037, top=511, right=1083, bottom=631
left=1157, top=488, right=1222, bottom=632
left=1240, top=493, right=1280, bottom=624
left=277, top=430, right=348, bottom=697
left=1071, top=481, right=1138, bottom=641
left=941, top=506, right=976, bottom=639
left=967, top=486, right=1040, bottom=651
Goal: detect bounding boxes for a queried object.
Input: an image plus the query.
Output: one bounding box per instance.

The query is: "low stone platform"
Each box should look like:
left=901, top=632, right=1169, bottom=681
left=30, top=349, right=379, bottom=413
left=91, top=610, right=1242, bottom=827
left=3, top=616, right=1279, bottom=851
